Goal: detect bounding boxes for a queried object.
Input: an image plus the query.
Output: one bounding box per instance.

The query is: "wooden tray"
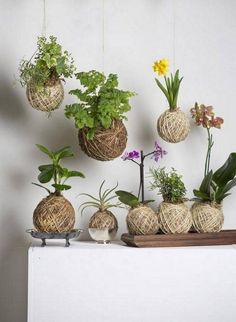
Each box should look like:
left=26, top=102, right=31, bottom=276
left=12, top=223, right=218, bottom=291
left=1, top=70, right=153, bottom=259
left=121, top=230, right=236, bottom=248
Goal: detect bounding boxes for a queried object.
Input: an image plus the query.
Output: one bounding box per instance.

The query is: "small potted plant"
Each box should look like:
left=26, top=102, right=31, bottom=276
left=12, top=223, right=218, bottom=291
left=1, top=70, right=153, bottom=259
left=32, top=144, right=85, bottom=233
left=80, top=181, right=121, bottom=242
left=191, top=103, right=236, bottom=232
left=65, top=70, right=136, bottom=161
left=19, top=35, right=76, bottom=112
left=149, top=167, right=192, bottom=234
left=153, top=58, right=190, bottom=143
left=115, top=142, right=167, bottom=235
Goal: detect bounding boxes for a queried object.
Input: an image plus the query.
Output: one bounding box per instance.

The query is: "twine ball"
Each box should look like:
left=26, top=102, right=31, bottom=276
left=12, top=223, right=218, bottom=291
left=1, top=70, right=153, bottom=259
left=33, top=194, right=75, bottom=233
left=127, top=205, right=159, bottom=235
left=191, top=202, right=224, bottom=233
left=157, top=108, right=190, bottom=143
left=26, top=80, right=64, bottom=112
left=78, top=120, right=127, bottom=161
left=159, top=202, right=192, bottom=234
left=89, top=210, right=118, bottom=232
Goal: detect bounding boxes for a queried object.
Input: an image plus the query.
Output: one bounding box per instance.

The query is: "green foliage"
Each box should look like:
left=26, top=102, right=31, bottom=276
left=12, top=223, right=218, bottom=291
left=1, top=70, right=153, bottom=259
left=80, top=181, right=122, bottom=214
left=115, top=190, right=154, bottom=208
left=19, top=36, right=76, bottom=92
left=149, top=167, right=186, bottom=203
left=193, top=153, right=236, bottom=203
left=32, top=144, right=85, bottom=194
left=65, top=70, right=136, bottom=139
left=155, top=70, right=183, bottom=109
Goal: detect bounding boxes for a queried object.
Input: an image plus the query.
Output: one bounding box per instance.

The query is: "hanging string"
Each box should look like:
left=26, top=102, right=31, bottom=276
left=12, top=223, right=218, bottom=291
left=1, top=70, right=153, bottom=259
left=172, top=0, right=176, bottom=71
left=42, top=0, right=47, bottom=37
left=102, top=0, right=105, bottom=74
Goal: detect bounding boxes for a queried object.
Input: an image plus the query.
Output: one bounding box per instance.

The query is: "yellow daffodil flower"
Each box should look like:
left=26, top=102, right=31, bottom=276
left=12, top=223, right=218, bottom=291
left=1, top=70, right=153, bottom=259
left=153, top=58, right=169, bottom=76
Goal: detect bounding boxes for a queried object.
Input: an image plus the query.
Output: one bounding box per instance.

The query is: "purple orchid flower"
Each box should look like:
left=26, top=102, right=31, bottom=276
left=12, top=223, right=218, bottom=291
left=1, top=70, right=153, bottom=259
left=151, top=141, right=167, bottom=162
left=121, top=150, right=140, bottom=161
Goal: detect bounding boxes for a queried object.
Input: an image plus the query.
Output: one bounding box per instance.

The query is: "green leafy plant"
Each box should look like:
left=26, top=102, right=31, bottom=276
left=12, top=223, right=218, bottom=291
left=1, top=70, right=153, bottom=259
left=19, top=35, right=76, bottom=92
left=149, top=167, right=187, bottom=203
left=193, top=153, right=236, bottom=204
left=80, top=181, right=122, bottom=214
left=153, top=59, right=183, bottom=110
left=65, top=70, right=136, bottom=139
left=115, top=190, right=154, bottom=208
left=33, top=144, right=85, bottom=195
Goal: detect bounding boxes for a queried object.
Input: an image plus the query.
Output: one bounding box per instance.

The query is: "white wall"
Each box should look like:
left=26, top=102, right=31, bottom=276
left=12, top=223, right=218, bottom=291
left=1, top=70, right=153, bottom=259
left=0, top=0, right=236, bottom=321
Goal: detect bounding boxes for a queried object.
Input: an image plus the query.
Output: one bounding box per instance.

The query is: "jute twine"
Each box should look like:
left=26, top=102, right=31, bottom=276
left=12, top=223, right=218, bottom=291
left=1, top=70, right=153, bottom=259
left=89, top=210, right=118, bottom=232
left=78, top=120, right=127, bottom=161
left=159, top=202, right=192, bottom=234
left=157, top=108, right=190, bottom=143
left=127, top=205, right=159, bottom=235
left=26, top=80, right=64, bottom=112
left=191, top=202, right=224, bottom=233
left=33, top=194, right=75, bottom=233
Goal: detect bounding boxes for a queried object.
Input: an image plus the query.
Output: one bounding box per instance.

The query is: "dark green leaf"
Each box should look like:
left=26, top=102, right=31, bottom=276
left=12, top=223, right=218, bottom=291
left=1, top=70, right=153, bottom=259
left=38, top=164, right=53, bottom=172
left=52, top=184, right=71, bottom=191
left=36, top=144, right=53, bottom=158
left=115, top=190, right=140, bottom=207
left=213, top=153, right=236, bottom=187
left=66, top=170, right=85, bottom=178
left=199, top=170, right=213, bottom=195
left=193, top=189, right=211, bottom=201
left=38, top=165, right=54, bottom=183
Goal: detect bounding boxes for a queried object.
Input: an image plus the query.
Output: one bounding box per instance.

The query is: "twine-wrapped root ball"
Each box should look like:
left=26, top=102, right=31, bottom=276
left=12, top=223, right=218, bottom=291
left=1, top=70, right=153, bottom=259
left=127, top=205, right=159, bottom=235
left=159, top=202, right=192, bottom=234
left=89, top=210, right=118, bottom=233
left=33, top=194, right=75, bottom=233
left=191, top=202, right=224, bottom=233
left=157, top=108, right=190, bottom=143
left=26, top=80, right=64, bottom=112
left=78, top=120, right=127, bottom=161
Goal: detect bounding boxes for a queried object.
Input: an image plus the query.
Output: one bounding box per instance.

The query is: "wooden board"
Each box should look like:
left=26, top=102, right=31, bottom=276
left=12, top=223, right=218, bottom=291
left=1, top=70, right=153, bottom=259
left=121, top=230, right=236, bottom=248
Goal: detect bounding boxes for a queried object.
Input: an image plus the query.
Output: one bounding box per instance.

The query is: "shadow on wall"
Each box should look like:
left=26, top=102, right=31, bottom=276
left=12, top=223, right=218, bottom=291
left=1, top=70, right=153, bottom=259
left=0, top=73, right=28, bottom=121
left=0, top=210, right=28, bottom=322
left=0, top=73, right=29, bottom=322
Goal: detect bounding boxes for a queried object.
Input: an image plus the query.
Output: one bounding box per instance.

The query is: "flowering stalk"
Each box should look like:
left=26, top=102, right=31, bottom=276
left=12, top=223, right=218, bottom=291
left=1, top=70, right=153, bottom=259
left=153, top=58, right=183, bottom=110
left=122, top=142, right=167, bottom=203
left=190, top=103, right=223, bottom=177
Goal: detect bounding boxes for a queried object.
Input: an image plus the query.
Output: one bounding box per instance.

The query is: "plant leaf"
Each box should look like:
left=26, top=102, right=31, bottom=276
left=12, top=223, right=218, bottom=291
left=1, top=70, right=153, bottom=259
left=213, top=153, right=236, bottom=187
left=199, top=170, right=213, bottom=195
left=36, top=144, right=53, bottom=158
left=38, top=165, right=54, bottom=183
left=193, top=189, right=211, bottom=201
left=115, top=190, right=140, bottom=207
left=52, top=183, right=71, bottom=191
left=66, top=170, right=85, bottom=178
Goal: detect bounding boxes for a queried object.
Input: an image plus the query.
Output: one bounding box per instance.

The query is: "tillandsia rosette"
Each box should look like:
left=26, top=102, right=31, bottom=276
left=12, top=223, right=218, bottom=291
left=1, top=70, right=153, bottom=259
left=153, top=58, right=183, bottom=110
left=116, top=142, right=167, bottom=206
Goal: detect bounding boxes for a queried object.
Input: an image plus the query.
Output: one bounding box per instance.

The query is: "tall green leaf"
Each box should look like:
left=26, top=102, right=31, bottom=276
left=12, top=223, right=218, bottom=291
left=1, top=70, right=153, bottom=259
left=36, top=144, right=53, bottom=158
left=199, top=170, right=213, bottom=195
left=213, top=153, right=236, bottom=187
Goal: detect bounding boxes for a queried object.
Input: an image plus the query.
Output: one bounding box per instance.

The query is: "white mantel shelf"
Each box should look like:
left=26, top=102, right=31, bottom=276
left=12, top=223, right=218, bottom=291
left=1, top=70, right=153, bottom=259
left=28, top=241, right=236, bottom=322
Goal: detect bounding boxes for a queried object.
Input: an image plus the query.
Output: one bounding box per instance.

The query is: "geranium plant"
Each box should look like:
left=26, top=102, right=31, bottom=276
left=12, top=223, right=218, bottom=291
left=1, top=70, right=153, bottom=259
left=116, top=142, right=167, bottom=206
left=65, top=70, right=136, bottom=139
left=153, top=58, right=183, bottom=110
left=19, top=35, right=76, bottom=92
left=33, top=144, right=85, bottom=195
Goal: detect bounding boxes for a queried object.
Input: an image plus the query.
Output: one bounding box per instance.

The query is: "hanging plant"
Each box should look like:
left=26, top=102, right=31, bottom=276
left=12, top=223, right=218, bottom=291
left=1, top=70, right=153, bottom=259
left=32, top=144, right=85, bottom=233
left=19, top=35, right=76, bottom=112
left=153, top=58, right=190, bottom=143
left=65, top=70, right=136, bottom=161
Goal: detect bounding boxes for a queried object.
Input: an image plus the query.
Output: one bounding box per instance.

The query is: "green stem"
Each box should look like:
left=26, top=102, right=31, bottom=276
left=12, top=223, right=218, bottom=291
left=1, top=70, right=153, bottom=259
left=204, top=128, right=214, bottom=177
